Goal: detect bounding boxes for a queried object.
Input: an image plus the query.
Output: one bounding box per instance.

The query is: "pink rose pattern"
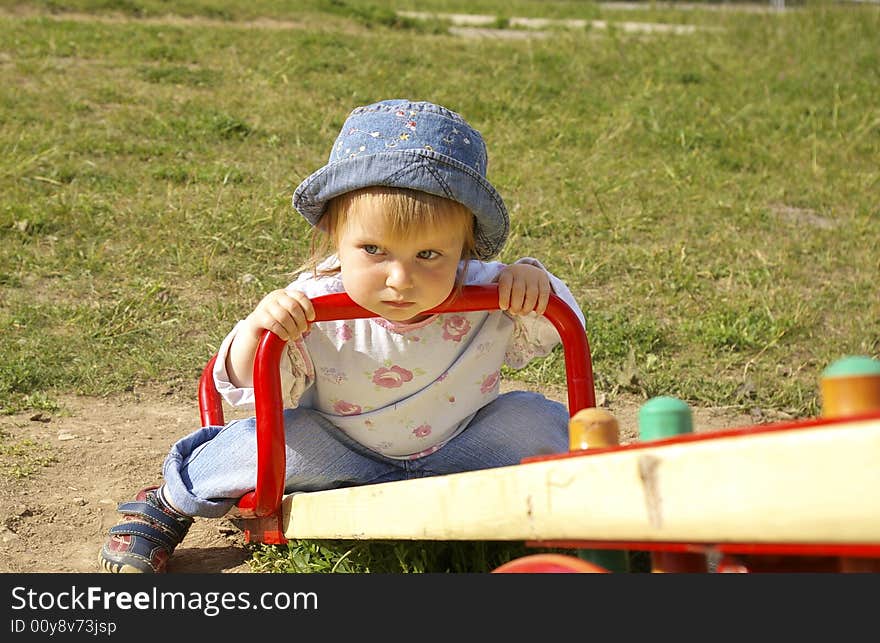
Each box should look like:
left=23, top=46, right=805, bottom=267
left=412, top=424, right=432, bottom=438
left=333, top=400, right=362, bottom=415
left=441, top=315, right=471, bottom=342
left=480, top=371, right=500, bottom=394
left=371, top=365, right=414, bottom=388
left=304, top=308, right=518, bottom=457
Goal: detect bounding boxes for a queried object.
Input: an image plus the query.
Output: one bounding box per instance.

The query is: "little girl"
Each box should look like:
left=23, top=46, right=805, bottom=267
left=100, top=99, right=586, bottom=573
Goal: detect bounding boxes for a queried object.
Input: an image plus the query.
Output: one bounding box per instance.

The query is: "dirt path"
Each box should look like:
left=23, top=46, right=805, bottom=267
left=0, top=6, right=718, bottom=41
left=0, top=382, right=756, bottom=574
left=0, top=388, right=254, bottom=573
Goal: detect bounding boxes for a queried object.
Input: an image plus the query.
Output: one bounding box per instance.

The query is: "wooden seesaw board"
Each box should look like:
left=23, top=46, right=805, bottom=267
left=279, top=413, right=880, bottom=548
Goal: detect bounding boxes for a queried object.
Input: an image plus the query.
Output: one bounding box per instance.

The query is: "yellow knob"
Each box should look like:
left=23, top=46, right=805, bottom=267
left=568, top=407, right=620, bottom=451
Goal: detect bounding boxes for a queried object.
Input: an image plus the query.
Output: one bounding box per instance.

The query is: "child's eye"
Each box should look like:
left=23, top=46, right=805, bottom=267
left=362, top=244, right=380, bottom=255
left=417, top=250, right=439, bottom=260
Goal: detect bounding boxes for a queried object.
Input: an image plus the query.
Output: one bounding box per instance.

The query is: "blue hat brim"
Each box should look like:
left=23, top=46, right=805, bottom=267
left=292, top=149, right=509, bottom=260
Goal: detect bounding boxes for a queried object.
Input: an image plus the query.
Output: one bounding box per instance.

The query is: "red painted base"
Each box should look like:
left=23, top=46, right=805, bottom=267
left=240, top=514, right=287, bottom=545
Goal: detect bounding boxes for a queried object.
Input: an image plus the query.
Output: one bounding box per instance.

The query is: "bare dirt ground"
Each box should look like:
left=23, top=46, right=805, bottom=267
left=0, top=387, right=255, bottom=574
left=0, top=381, right=757, bottom=574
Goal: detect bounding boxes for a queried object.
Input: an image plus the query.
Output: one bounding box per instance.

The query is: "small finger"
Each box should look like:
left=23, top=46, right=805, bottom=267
left=265, top=316, right=290, bottom=341
left=270, top=302, right=299, bottom=341
left=508, top=279, right=526, bottom=315
left=520, top=285, right=539, bottom=315
left=289, top=291, right=316, bottom=322
left=497, top=272, right=512, bottom=310
left=535, top=281, right=551, bottom=316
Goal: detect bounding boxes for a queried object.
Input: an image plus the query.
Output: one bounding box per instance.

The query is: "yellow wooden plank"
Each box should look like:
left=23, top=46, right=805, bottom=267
left=281, top=418, right=880, bottom=544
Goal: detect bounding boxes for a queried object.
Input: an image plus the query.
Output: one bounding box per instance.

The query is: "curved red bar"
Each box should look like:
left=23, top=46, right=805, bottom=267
left=236, top=284, right=595, bottom=517
left=198, top=354, right=225, bottom=427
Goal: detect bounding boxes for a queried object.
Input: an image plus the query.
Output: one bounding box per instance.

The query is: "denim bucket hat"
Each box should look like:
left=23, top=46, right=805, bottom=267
left=292, top=99, right=509, bottom=260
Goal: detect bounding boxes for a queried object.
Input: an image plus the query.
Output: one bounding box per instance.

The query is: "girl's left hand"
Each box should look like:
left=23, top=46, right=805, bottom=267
left=496, top=263, right=552, bottom=316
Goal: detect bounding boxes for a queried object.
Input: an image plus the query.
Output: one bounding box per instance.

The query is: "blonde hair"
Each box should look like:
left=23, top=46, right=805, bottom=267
left=297, top=187, right=476, bottom=281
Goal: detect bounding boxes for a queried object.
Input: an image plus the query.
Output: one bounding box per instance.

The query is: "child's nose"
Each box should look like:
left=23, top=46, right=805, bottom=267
left=385, top=261, right=414, bottom=290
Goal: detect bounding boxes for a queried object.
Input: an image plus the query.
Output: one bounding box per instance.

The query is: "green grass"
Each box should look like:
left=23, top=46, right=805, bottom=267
left=248, top=539, right=652, bottom=573
left=0, top=428, right=59, bottom=478
left=2, top=0, right=878, bottom=571
left=248, top=539, right=587, bottom=573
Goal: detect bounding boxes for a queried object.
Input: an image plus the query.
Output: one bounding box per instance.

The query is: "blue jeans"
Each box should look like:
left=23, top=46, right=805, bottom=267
left=161, top=391, right=569, bottom=518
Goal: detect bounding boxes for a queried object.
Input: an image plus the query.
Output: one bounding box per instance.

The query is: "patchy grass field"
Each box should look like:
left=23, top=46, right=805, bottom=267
left=1, top=0, right=878, bottom=572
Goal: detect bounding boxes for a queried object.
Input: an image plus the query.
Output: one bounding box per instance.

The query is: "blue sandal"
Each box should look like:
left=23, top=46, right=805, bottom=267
left=99, top=486, right=193, bottom=573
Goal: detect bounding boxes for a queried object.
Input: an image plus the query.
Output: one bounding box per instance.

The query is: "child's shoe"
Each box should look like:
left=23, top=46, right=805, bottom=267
left=99, top=485, right=193, bottom=573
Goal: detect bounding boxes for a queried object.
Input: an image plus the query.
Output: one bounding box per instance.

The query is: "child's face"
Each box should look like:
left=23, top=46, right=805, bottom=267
left=336, top=201, right=466, bottom=323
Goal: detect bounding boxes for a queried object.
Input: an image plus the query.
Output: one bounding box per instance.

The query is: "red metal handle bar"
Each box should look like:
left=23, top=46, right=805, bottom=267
left=235, top=284, right=595, bottom=517
left=199, top=356, right=224, bottom=428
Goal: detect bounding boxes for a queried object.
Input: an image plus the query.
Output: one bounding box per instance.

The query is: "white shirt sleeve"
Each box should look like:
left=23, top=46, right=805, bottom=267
left=210, top=266, right=341, bottom=409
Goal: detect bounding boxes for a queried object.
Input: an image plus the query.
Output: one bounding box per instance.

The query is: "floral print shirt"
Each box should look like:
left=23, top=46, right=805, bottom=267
left=213, top=258, right=585, bottom=460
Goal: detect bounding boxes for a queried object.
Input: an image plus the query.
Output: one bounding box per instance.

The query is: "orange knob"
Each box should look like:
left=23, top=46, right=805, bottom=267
left=568, top=407, right=619, bottom=451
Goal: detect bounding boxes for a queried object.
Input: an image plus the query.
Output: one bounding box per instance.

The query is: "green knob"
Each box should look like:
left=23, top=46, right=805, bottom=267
left=822, top=355, right=880, bottom=379
left=638, top=396, right=693, bottom=441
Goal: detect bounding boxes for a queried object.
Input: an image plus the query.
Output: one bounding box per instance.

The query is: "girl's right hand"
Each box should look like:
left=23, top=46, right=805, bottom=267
left=242, top=289, right=316, bottom=342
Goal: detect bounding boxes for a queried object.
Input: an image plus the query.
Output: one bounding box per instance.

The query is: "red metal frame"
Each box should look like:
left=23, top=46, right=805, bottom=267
left=197, top=284, right=594, bottom=541
left=527, top=539, right=880, bottom=558
left=198, top=355, right=224, bottom=427
left=196, top=286, right=880, bottom=569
